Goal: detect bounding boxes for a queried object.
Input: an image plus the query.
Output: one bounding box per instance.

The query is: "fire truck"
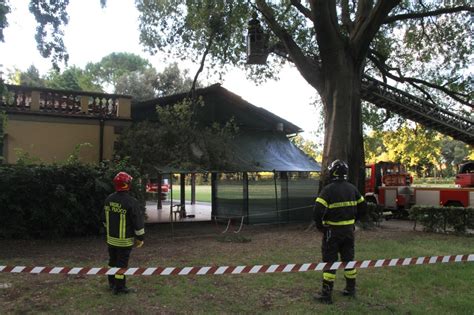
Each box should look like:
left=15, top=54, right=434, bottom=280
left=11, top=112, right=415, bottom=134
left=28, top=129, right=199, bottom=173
left=365, top=161, right=474, bottom=216
left=146, top=179, right=170, bottom=200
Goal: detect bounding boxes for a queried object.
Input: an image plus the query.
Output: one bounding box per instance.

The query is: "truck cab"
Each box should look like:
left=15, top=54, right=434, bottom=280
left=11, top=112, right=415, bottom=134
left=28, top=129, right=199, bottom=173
left=455, top=161, right=474, bottom=188
left=365, top=162, right=414, bottom=214
left=365, top=162, right=412, bottom=193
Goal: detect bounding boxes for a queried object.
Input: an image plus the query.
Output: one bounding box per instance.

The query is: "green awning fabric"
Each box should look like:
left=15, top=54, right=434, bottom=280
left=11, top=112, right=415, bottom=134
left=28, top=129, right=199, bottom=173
left=153, top=131, right=320, bottom=173
left=226, top=131, right=320, bottom=172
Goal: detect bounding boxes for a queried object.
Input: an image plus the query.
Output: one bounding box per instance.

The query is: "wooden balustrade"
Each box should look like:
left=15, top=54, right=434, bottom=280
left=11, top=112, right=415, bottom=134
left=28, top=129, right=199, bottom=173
left=0, top=84, right=132, bottom=119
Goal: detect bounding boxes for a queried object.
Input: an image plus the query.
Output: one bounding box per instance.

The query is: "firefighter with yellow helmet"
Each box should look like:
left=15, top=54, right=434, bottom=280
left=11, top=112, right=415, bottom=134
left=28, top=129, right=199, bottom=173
left=313, top=160, right=367, bottom=304
left=103, top=171, right=145, bottom=294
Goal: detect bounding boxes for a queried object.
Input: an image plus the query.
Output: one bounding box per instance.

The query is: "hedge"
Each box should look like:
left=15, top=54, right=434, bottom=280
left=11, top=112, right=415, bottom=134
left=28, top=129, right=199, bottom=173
left=409, top=205, right=474, bottom=234
left=0, top=161, right=144, bottom=239
left=358, top=202, right=385, bottom=229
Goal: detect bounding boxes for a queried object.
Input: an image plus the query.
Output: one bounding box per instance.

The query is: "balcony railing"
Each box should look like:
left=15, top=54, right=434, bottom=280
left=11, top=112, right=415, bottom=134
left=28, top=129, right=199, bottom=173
left=0, top=84, right=132, bottom=119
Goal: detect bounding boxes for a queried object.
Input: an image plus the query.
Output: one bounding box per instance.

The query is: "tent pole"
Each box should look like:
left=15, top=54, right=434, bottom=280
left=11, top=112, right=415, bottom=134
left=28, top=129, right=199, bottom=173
left=273, top=170, right=280, bottom=226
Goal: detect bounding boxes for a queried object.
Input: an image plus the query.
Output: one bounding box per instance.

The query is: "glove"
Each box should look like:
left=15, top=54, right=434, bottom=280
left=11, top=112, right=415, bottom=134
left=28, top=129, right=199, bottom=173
left=135, top=240, right=144, bottom=248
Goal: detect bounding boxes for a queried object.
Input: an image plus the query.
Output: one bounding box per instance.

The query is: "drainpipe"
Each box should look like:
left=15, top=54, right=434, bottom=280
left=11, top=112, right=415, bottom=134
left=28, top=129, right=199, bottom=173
left=99, top=118, right=104, bottom=162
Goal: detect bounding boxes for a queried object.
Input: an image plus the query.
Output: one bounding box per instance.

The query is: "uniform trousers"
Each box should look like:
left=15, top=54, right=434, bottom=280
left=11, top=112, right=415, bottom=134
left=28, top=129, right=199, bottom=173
left=321, top=225, right=356, bottom=281
left=108, top=246, right=132, bottom=290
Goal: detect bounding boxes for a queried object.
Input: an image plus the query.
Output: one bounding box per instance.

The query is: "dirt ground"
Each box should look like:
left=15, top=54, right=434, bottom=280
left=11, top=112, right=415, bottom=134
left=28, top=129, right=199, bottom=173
left=0, top=219, right=417, bottom=267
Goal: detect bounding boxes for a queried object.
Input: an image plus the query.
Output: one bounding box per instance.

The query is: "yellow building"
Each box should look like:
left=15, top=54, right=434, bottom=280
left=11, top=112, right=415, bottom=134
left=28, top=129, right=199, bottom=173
left=1, top=85, right=132, bottom=164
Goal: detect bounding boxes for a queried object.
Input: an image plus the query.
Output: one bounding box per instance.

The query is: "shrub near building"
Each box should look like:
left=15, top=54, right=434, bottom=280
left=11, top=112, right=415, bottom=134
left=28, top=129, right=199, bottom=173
left=410, top=205, right=474, bottom=234
left=0, top=161, right=144, bottom=239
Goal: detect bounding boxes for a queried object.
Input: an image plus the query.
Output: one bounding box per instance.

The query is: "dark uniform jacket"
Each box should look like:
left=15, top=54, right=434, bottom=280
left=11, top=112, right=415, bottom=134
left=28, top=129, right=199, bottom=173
left=103, top=191, right=145, bottom=248
left=314, top=180, right=367, bottom=230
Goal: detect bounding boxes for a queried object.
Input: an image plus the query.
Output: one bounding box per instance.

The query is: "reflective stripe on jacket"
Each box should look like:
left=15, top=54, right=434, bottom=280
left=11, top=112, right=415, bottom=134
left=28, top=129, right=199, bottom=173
left=103, top=191, right=145, bottom=248
left=314, top=180, right=366, bottom=228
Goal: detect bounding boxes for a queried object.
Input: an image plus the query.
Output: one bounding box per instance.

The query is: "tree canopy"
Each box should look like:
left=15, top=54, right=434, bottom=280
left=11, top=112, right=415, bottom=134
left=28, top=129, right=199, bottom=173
left=136, top=1, right=472, bottom=189
left=365, top=123, right=473, bottom=177
left=85, top=52, right=152, bottom=91
left=6, top=55, right=196, bottom=100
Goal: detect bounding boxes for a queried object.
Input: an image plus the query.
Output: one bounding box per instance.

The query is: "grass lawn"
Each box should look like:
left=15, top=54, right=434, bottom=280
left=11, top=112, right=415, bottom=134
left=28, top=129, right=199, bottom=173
left=159, top=185, right=212, bottom=203
left=0, top=222, right=473, bottom=314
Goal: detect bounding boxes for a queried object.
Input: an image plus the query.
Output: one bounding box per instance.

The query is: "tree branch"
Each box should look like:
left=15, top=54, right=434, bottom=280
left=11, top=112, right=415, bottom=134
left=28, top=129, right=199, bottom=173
left=341, top=0, right=354, bottom=33
left=255, top=0, right=323, bottom=91
left=190, top=33, right=214, bottom=102
left=354, top=0, right=373, bottom=25
left=309, top=0, right=344, bottom=54
left=290, top=0, right=312, bottom=20
left=376, top=109, right=392, bottom=128
left=384, top=5, right=474, bottom=24
left=351, top=0, right=400, bottom=65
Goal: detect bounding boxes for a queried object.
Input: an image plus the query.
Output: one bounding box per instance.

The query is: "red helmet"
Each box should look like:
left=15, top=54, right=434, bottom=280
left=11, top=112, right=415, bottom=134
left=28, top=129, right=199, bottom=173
left=113, top=172, right=133, bottom=192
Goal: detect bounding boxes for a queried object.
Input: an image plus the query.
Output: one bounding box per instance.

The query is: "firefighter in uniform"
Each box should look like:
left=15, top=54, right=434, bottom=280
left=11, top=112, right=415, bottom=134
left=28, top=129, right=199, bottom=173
left=313, top=160, right=367, bottom=304
left=103, top=172, right=145, bottom=294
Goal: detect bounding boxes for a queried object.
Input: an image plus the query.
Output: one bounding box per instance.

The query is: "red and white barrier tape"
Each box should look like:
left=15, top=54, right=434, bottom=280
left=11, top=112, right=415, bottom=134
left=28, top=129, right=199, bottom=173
left=1, top=254, right=472, bottom=276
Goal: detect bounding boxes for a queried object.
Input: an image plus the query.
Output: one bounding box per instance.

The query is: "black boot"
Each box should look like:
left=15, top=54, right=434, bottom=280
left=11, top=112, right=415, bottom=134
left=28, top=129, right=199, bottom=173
left=314, top=280, right=333, bottom=304
left=107, top=275, right=115, bottom=290
left=113, top=275, right=137, bottom=295
left=342, top=278, right=356, bottom=297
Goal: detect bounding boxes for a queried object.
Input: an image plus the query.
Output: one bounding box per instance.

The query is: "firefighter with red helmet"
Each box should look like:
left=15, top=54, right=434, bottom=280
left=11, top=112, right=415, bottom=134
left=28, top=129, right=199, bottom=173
left=313, top=160, right=367, bottom=304
left=103, top=171, right=145, bottom=294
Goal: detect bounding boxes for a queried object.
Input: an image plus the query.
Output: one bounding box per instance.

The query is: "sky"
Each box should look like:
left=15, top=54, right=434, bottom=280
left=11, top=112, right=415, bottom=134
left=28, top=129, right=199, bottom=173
left=0, top=0, right=322, bottom=143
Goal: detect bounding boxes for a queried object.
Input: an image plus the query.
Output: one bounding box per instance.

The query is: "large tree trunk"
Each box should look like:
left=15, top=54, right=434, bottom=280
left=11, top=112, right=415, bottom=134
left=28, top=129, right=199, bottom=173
left=255, top=0, right=397, bottom=194
left=319, top=57, right=365, bottom=192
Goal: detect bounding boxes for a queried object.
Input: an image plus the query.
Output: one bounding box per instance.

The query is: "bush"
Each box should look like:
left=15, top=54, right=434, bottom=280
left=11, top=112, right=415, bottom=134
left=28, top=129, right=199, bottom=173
left=0, top=161, right=144, bottom=239
left=359, top=202, right=384, bottom=229
left=409, top=205, right=474, bottom=234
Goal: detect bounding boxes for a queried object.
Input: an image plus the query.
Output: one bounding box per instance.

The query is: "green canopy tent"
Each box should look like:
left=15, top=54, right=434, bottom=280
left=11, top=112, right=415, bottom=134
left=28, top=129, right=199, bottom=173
left=133, top=84, right=320, bottom=224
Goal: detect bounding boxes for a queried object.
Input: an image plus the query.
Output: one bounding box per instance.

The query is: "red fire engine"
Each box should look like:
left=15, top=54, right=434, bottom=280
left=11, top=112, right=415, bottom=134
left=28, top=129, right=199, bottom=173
left=146, top=179, right=170, bottom=200
left=365, top=161, right=474, bottom=215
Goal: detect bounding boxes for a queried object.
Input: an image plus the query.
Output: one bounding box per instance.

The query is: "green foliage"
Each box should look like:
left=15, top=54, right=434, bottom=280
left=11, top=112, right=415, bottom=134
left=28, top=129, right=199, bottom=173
left=115, top=97, right=238, bottom=174
left=44, top=66, right=102, bottom=92
left=137, top=0, right=282, bottom=79
left=410, top=205, right=474, bottom=234
left=85, top=52, right=151, bottom=91
left=155, top=62, right=195, bottom=97
left=290, top=135, right=321, bottom=162
left=13, top=148, right=43, bottom=165
left=6, top=65, right=102, bottom=92
left=440, top=138, right=473, bottom=176
left=16, top=65, right=44, bottom=87
left=359, top=202, right=384, bottom=230
left=64, top=142, right=93, bottom=165
left=364, top=124, right=473, bottom=177
left=28, top=0, right=70, bottom=69
left=7, top=58, right=194, bottom=98
left=114, top=62, right=195, bottom=100
left=0, top=0, right=10, bottom=42
left=364, top=123, right=442, bottom=176
left=0, top=161, right=144, bottom=239
left=115, top=67, right=158, bottom=100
